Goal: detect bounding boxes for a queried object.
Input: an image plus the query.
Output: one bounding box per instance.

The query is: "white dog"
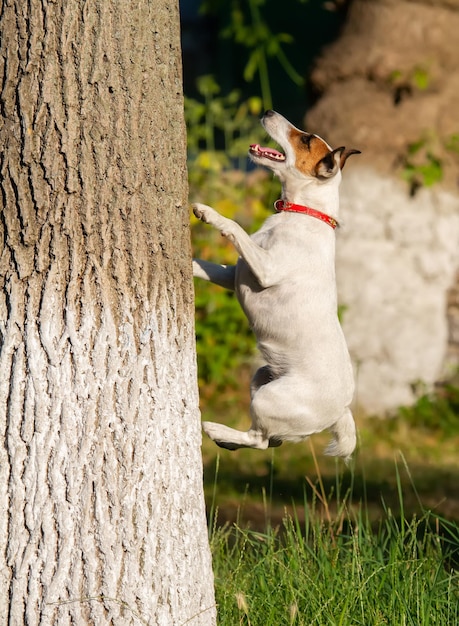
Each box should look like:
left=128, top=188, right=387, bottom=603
left=193, top=110, right=360, bottom=459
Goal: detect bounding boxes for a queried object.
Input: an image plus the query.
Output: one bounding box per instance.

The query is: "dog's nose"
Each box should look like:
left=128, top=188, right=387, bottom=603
left=264, top=109, right=275, bottom=117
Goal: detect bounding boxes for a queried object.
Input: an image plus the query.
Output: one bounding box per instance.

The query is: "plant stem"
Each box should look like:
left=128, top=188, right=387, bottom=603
left=248, top=0, right=273, bottom=110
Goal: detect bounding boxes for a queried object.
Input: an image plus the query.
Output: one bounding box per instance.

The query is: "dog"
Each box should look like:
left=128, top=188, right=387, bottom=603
left=192, top=110, right=360, bottom=459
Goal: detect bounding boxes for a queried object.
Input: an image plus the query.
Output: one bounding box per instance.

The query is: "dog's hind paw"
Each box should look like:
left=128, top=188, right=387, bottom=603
left=214, top=439, right=240, bottom=451
left=202, top=421, right=240, bottom=449
left=202, top=421, right=269, bottom=450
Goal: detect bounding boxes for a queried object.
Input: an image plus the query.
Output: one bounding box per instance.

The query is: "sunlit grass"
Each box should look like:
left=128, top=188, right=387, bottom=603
left=211, top=508, right=459, bottom=625
left=209, top=453, right=459, bottom=626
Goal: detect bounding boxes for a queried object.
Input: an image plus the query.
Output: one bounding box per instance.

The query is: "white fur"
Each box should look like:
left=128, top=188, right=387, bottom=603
left=193, top=111, right=357, bottom=460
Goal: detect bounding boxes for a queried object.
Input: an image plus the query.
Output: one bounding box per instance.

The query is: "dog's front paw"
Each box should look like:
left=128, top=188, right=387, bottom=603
left=192, top=203, right=235, bottom=240
left=192, top=203, right=217, bottom=224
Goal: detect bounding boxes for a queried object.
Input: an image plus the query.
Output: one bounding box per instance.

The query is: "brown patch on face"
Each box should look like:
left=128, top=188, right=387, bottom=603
left=288, top=128, right=331, bottom=176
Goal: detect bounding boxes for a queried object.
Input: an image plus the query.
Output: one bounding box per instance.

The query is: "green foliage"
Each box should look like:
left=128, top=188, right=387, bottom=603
left=185, top=76, right=267, bottom=174
left=396, top=381, right=459, bottom=437
left=412, top=66, right=431, bottom=91
left=389, top=65, right=459, bottom=193
left=193, top=282, right=253, bottom=396
left=191, top=168, right=278, bottom=398
left=201, top=0, right=304, bottom=110
left=186, top=76, right=281, bottom=396
left=389, top=64, right=431, bottom=93
left=445, top=134, right=459, bottom=154
left=211, top=485, right=459, bottom=625
left=401, top=136, right=443, bottom=192
left=400, top=129, right=459, bottom=193
left=185, top=52, right=286, bottom=397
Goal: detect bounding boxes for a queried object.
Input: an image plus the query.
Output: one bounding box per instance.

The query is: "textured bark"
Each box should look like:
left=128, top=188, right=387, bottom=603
left=0, top=1, right=215, bottom=625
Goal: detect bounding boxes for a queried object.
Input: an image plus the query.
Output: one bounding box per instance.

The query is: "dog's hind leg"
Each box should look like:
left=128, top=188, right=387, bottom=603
left=250, top=365, right=274, bottom=397
left=202, top=421, right=269, bottom=450
left=324, top=407, right=356, bottom=461
left=202, top=366, right=279, bottom=450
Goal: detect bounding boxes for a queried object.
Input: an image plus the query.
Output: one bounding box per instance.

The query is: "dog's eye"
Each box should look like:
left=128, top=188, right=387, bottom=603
left=300, top=134, right=312, bottom=148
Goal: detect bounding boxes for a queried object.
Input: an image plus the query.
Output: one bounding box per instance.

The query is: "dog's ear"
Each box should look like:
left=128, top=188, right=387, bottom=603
left=316, top=147, right=361, bottom=178
left=315, top=147, right=344, bottom=179
left=340, top=148, right=361, bottom=170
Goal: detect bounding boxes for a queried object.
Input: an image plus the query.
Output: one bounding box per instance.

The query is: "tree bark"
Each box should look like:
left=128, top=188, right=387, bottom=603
left=0, top=1, right=215, bottom=624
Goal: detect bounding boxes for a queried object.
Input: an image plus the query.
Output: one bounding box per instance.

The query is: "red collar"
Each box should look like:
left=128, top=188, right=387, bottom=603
left=274, top=199, right=339, bottom=230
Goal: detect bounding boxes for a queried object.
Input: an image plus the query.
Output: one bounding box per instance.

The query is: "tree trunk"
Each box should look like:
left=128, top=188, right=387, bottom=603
left=0, top=1, right=215, bottom=624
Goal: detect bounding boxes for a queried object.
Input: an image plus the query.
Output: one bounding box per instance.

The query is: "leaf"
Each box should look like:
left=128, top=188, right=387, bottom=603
left=407, top=138, right=425, bottom=155
left=244, top=49, right=261, bottom=83
left=419, top=154, right=442, bottom=186
left=197, top=75, right=220, bottom=98
left=248, top=96, right=263, bottom=115
left=412, top=67, right=430, bottom=91
left=445, top=134, right=459, bottom=154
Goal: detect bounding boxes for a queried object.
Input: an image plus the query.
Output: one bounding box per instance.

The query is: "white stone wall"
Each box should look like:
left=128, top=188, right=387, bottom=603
left=336, top=167, right=459, bottom=414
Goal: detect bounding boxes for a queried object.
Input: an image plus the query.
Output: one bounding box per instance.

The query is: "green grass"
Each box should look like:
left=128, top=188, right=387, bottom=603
left=200, top=386, right=459, bottom=624
left=211, top=511, right=458, bottom=625
left=209, top=462, right=459, bottom=626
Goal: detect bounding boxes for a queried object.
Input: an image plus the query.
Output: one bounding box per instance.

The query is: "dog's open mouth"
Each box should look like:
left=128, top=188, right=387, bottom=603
left=249, top=144, right=286, bottom=162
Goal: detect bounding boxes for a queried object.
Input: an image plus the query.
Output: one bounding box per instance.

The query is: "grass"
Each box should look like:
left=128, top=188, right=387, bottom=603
left=201, top=398, right=459, bottom=625
left=208, top=453, right=459, bottom=625
left=211, top=508, right=459, bottom=625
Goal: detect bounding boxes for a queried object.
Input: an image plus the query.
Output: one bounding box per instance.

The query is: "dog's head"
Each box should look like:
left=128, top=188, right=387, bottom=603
left=249, top=110, right=360, bottom=183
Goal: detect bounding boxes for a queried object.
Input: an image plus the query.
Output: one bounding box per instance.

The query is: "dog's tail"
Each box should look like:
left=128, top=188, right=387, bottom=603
left=325, top=408, right=356, bottom=462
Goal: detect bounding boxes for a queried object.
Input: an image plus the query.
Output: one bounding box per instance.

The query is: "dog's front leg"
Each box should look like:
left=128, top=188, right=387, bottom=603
left=193, top=259, right=236, bottom=290
left=193, top=203, right=277, bottom=288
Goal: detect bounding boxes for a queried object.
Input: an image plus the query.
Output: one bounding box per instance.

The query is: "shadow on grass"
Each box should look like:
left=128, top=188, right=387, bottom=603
left=204, top=451, right=459, bottom=585
left=203, top=443, right=459, bottom=530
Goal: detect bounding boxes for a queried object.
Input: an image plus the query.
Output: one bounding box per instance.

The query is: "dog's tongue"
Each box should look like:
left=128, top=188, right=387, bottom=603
left=249, top=144, right=285, bottom=161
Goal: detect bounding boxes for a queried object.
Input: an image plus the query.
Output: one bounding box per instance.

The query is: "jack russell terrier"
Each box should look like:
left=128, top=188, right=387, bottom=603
left=192, top=110, right=360, bottom=460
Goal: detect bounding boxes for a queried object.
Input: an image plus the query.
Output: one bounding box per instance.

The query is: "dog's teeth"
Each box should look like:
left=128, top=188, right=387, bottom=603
left=249, top=144, right=285, bottom=161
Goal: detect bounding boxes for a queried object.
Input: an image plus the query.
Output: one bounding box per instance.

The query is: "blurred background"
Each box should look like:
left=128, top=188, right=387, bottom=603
left=180, top=0, right=459, bottom=529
